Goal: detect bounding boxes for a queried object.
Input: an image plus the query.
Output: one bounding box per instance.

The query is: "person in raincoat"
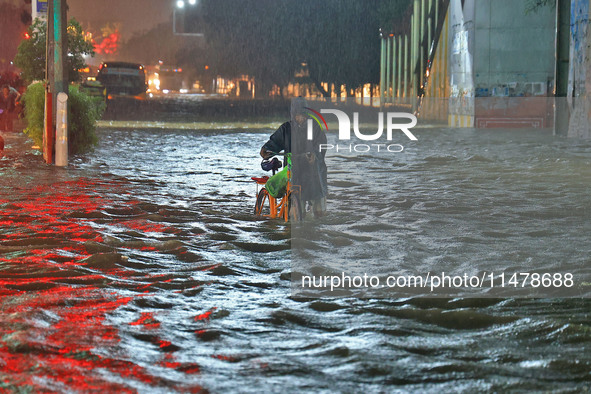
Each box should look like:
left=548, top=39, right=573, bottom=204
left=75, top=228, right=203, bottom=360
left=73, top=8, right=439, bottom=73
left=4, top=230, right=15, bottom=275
left=260, top=98, right=327, bottom=217
left=0, top=85, right=20, bottom=132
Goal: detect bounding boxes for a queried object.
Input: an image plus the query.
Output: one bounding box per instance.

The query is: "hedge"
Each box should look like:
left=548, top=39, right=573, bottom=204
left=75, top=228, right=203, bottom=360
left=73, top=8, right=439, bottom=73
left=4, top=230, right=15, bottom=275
left=22, top=82, right=105, bottom=155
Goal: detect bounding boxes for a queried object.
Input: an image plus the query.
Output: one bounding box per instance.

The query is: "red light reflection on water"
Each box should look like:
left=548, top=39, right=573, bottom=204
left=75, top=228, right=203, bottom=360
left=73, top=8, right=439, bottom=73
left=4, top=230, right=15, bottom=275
left=0, top=177, right=205, bottom=391
left=0, top=286, right=146, bottom=391
left=119, top=219, right=178, bottom=234
left=129, top=312, right=161, bottom=329
left=194, top=307, right=217, bottom=321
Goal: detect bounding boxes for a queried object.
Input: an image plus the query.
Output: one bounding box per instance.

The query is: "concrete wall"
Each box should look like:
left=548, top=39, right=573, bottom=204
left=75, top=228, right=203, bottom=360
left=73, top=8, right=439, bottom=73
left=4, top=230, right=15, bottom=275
left=443, top=0, right=590, bottom=132
left=448, top=0, right=476, bottom=127
left=473, top=0, right=556, bottom=97
left=567, top=0, right=590, bottom=138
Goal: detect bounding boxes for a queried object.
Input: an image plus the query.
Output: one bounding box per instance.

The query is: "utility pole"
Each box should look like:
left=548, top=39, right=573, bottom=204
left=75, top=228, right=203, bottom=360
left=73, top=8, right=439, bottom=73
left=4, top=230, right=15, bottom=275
left=46, top=0, right=68, bottom=166
left=44, top=1, right=54, bottom=164
left=52, top=0, right=67, bottom=98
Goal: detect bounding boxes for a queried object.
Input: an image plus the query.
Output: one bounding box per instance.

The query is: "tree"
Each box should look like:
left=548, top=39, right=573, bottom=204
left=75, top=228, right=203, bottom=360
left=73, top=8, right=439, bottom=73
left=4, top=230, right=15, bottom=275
left=14, top=18, right=95, bottom=83
left=199, top=0, right=395, bottom=97
left=199, top=0, right=293, bottom=94
left=293, top=0, right=383, bottom=95
left=119, top=22, right=184, bottom=65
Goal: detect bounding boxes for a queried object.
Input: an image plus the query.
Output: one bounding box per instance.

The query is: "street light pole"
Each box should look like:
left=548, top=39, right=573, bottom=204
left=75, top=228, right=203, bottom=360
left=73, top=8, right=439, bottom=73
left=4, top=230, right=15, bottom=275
left=173, top=7, right=176, bottom=34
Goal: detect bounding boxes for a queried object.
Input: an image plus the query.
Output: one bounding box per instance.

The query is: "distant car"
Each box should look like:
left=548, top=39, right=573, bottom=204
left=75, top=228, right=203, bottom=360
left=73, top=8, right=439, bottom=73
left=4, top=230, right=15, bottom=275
left=148, top=64, right=188, bottom=94
left=96, top=62, right=148, bottom=101
left=79, top=78, right=106, bottom=102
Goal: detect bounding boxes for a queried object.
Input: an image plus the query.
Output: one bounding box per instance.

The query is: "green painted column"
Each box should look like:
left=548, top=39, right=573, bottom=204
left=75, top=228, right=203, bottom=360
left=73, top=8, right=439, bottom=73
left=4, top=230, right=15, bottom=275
left=435, top=0, right=439, bottom=28
left=410, top=16, right=415, bottom=98
left=397, top=35, right=403, bottom=98
left=428, top=0, right=433, bottom=59
left=412, top=0, right=420, bottom=98
left=391, top=37, right=397, bottom=99
left=420, top=0, right=426, bottom=89
left=380, top=37, right=386, bottom=101
left=386, top=36, right=392, bottom=100
left=403, top=34, right=409, bottom=98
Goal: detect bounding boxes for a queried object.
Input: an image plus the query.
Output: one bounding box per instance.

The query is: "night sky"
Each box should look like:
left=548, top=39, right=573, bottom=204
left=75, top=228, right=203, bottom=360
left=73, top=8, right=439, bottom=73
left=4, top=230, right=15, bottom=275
left=67, top=0, right=172, bottom=40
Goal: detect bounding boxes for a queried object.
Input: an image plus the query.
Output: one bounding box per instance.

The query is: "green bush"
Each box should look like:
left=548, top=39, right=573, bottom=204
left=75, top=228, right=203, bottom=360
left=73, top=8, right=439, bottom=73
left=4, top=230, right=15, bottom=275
left=22, top=82, right=45, bottom=148
left=67, top=85, right=105, bottom=154
left=22, top=82, right=105, bottom=155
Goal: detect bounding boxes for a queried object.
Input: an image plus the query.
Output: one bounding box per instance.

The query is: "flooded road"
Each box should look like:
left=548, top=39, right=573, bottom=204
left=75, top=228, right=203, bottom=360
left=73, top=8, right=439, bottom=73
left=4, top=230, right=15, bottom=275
left=1, top=119, right=590, bottom=392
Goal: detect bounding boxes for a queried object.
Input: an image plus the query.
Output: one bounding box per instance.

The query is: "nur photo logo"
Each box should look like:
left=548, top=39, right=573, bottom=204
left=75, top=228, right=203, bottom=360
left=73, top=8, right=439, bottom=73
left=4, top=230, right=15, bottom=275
left=304, top=107, right=418, bottom=153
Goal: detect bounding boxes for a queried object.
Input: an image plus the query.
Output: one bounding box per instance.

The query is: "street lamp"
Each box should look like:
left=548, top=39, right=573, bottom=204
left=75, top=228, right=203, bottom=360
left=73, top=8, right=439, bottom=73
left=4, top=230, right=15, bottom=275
left=173, top=0, right=204, bottom=36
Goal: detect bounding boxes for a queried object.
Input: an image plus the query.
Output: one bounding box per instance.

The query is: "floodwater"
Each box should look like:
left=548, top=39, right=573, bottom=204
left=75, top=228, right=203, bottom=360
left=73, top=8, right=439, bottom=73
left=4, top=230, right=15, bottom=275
left=0, top=115, right=590, bottom=392
left=293, top=126, right=591, bottom=298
